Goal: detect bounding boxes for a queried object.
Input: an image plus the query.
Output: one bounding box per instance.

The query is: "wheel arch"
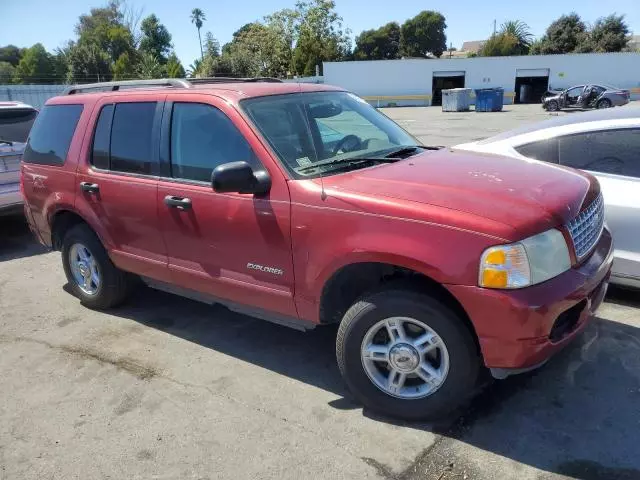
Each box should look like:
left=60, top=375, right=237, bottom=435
left=50, top=208, right=110, bottom=251
left=318, top=260, right=481, bottom=354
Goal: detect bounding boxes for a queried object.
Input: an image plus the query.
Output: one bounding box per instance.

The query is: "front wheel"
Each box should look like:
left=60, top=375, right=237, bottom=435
left=336, top=288, right=481, bottom=421
left=546, top=100, right=559, bottom=112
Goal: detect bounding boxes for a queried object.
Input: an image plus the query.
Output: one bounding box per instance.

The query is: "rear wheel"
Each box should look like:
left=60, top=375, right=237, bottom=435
left=597, top=98, right=612, bottom=109
left=336, top=288, right=481, bottom=420
left=546, top=100, right=559, bottom=112
left=62, top=224, right=133, bottom=309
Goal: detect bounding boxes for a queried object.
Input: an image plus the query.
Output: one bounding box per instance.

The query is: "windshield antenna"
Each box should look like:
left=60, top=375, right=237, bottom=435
left=320, top=175, right=327, bottom=200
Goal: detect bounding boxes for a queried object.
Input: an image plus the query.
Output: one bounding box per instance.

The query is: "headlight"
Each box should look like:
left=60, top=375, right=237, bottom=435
left=479, top=229, right=571, bottom=289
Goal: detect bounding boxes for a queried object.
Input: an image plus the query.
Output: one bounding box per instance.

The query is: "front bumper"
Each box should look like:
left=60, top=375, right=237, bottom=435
left=448, top=228, right=613, bottom=370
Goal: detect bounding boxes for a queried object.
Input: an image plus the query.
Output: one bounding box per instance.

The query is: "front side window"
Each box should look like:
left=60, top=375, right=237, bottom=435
left=242, top=91, right=419, bottom=178
left=558, top=128, right=640, bottom=177
left=23, top=104, right=83, bottom=165
left=566, top=86, right=584, bottom=101
left=110, top=102, right=157, bottom=174
left=170, top=103, right=259, bottom=182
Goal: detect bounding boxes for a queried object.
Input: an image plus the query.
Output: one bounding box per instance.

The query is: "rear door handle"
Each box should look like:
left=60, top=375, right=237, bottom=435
left=80, top=182, right=99, bottom=193
left=164, top=195, right=192, bottom=210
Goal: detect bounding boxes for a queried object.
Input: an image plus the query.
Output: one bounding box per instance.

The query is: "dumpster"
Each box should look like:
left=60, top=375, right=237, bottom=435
left=475, top=88, right=504, bottom=112
left=442, top=88, right=472, bottom=112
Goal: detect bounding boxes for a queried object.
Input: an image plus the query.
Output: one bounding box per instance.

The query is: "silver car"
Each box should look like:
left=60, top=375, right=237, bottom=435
left=0, top=102, right=37, bottom=216
left=456, top=106, right=640, bottom=288
left=542, top=84, right=631, bottom=111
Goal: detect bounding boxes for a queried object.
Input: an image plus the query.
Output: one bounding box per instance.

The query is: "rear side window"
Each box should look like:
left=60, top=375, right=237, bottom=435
left=558, top=129, right=640, bottom=177
left=170, top=103, right=258, bottom=182
left=515, top=138, right=559, bottom=163
left=110, top=102, right=157, bottom=174
left=23, top=104, right=83, bottom=165
left=91, top=104, right=113, bottom=170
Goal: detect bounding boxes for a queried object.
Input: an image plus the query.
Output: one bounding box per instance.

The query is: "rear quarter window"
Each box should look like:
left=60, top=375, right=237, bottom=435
left=515, top=138, right=559, bottom=163
left=23, top=104, right=83, bottom=165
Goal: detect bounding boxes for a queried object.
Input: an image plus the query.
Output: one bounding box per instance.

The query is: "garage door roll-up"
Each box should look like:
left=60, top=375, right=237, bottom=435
left=516, top=68, right=550, bottom=78
left=433, top=71, right=465, bottom=78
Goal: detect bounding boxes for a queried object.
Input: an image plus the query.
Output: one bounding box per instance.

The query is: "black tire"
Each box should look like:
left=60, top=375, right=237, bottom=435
left=546, top=100, right=559, bottom=112
left=61, top=223, right=133, bottom=309
left=597, top=98, right=612, bottom=109
left=336, top=287, right=482, bottom=421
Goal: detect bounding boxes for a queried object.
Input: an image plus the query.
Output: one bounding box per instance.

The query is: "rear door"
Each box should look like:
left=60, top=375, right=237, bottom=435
left=156, top=94, right=296, bottom=319
left=75, top=94, right=170, bottom=282
left=556, top=128, right=640, bottom=282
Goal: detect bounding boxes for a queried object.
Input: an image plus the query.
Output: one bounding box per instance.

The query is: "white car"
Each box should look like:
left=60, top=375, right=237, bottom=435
left=0, top=101, right=38, bottom=216
left=456, top=106, right=640, bottom=289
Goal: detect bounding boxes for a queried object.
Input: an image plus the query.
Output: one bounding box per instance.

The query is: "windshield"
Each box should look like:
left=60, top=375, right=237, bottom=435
left=0, top=108, right=38, bottom=144
left=241, top=91, right=420, bottom=178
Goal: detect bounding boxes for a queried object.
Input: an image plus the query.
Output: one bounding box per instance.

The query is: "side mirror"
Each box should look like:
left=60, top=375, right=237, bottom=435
left=211, top=161, right=271, bottom=195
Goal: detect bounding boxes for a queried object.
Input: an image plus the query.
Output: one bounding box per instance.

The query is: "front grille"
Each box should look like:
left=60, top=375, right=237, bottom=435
left=566, top=194, right=605, bottom=260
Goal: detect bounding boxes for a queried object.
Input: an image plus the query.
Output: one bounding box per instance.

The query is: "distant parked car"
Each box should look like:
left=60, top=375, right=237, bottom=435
left=542, top=84, right=630, bottom=111
left=456, top=106, right=640, bottom=288
left=0, top=101, right=38, bottom=216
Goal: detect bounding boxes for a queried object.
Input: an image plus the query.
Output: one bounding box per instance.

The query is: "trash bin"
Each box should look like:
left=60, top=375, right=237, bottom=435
left=475, top=88, right=504, bottom=112
left=442, top=88, right=472, bottom=112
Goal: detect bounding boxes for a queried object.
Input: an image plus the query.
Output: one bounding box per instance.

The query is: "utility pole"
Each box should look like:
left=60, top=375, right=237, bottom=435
left=493, top=19, right=496, bottom=36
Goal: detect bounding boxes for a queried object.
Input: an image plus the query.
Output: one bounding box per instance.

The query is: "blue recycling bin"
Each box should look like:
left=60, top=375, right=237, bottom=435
left=475, top=88, right=504, bottom=112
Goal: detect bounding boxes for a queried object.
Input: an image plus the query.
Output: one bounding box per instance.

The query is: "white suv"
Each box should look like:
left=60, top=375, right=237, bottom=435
left=0, top=101, right=37, bottom=216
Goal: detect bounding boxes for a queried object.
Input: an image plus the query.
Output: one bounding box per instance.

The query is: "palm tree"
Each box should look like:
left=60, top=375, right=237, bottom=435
left=191, top=8, right=206, bottom=60
left=500, top=20, right=533, bottom=53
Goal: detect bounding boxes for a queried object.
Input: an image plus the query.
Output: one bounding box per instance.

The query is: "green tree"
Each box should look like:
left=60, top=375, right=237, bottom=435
left=292, top=0, right=350, bottom=76
left=190, top=8, right=206, bottom=60
left=532, top=13, right=588, bottom=54
left=166, top=53, right=186, bottom=78
left=588, top=14, right=630, bottom=52
left=354, top=22, right=401, bottom=60
left=479, top=33, right=520, bottom=56
left=0, top=45, right=24, bottom=67
left=0, top=62, right=15, bottom=83
left=136, top=52, right=164, bottom=79
left=499, top=20, right=532, bottom=54
left=112, top=51, right=136, bottom=79
left=75, top=1, right=135, bottom=63
left=13, top=43, right=56, bottom=84
left=139, top=14, right=173, bottom=63
left=66, top=43, right=112, bottom=83
left=187, top=58, right=201, bottom=77
left=400, top=11, right=447, bottom=58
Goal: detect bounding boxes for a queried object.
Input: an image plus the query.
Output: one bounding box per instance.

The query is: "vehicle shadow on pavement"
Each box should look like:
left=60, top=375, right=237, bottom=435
left=107, top=285, right=640, bottom=479
left=430, top=304, right=640, bottom=479
left=0, top=215, right=47, bottom=262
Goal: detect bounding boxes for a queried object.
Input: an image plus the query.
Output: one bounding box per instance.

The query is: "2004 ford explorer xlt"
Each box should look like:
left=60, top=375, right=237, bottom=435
left=21, top=79, right=613, bottom=420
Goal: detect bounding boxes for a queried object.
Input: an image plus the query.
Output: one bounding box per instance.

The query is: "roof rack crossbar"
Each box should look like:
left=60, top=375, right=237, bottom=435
left=63, top=78, right=192, bottom=95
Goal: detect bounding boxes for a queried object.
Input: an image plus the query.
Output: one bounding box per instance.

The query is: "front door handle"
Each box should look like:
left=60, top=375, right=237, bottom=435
left=80, top=182, right=99, bottom=193
left=164, top=195, right=192, bottom=210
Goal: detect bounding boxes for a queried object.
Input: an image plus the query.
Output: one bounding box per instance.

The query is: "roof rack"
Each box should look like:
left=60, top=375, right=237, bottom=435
left=63, top=78, right=191, bottom=95
left=62, top=77, right=283, bottom=95
left=189, top=77, right=283, bottom=84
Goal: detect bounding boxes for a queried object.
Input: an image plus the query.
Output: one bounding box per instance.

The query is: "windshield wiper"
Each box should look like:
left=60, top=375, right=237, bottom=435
left=297, top=156, right=399, bottom=173
left=383, top=145, right=443, bottom=158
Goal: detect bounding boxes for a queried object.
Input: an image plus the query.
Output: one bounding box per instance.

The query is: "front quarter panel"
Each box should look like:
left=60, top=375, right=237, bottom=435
left=289, top=180, right=505, bottom=322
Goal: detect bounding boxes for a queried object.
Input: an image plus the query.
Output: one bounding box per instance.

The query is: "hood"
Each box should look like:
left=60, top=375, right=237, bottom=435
left=325, top=149, right=597, bottom=239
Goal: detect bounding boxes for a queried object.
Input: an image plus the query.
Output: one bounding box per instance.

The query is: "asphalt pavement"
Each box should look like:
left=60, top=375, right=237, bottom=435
left=1, top=104, right=639, bottom=480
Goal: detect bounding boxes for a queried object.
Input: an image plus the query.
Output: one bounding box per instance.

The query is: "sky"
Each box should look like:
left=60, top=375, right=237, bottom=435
left=2, top=0, right=639, bottom=68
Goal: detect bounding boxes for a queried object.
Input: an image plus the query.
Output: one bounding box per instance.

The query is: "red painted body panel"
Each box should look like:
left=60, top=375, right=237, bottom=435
left=21, top=83, right=613, bottom=373
left=449, top=229, right=613, bottom=368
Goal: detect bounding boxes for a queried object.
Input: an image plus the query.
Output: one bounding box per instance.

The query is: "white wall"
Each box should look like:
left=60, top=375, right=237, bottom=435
left=323, top=53, right=640, bottom=106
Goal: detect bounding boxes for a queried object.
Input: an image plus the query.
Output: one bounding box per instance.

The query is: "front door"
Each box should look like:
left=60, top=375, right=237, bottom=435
left=157, top=95, right=297, bottom=319
left=556, top=128, right=640, bottom=283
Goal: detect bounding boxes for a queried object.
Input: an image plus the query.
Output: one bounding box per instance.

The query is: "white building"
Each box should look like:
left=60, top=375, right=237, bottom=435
left=323, top=52, right=640, bottom=107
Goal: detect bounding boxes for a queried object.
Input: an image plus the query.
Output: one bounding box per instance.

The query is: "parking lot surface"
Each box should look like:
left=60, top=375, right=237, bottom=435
left=1, top=104, right=639, bottom=480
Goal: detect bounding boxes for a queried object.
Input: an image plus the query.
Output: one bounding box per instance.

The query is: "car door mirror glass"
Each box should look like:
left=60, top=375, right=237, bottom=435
left=211, top=161, right=271, bottom=195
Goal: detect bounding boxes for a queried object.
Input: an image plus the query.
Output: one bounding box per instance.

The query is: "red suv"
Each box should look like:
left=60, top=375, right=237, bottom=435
left=21, top=78, right=613, bottom=420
